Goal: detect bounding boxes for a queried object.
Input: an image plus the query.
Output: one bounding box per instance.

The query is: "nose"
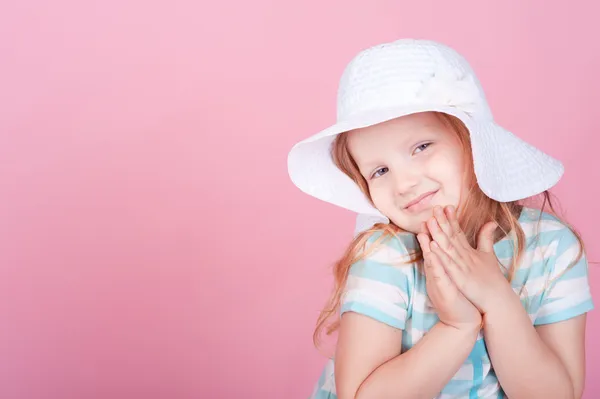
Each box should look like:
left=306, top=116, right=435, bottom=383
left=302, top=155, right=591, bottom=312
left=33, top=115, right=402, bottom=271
left=391, top=167, right=420, bottom=197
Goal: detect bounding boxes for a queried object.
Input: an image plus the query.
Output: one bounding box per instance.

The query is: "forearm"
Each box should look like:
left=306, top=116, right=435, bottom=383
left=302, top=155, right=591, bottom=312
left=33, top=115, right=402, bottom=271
left=483, top=289, right=574, bottom=399
left=355, top=322, right=478, bottom=399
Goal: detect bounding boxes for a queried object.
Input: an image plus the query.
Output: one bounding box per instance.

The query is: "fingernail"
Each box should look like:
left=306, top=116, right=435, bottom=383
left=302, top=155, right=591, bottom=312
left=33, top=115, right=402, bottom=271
left=431, top=242, right=438, bottom=249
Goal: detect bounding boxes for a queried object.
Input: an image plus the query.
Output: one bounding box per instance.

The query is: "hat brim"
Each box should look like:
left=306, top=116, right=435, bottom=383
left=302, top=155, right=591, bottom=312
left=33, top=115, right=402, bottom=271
left=287, top=105, right=563, bottom=217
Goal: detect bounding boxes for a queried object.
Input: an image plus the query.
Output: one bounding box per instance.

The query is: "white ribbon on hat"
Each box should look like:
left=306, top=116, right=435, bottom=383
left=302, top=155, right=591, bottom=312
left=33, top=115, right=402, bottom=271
left=416, top=69, right=481, bottom=116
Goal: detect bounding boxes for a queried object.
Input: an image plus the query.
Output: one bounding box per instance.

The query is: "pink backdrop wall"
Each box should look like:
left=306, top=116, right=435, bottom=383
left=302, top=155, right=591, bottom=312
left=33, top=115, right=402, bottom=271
left=1, top=1, right=599, bottom=398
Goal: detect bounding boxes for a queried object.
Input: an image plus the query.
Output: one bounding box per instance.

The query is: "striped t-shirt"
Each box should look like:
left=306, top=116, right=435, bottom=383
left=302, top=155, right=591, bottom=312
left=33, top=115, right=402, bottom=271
left=310, top=207, right=594, bottom=399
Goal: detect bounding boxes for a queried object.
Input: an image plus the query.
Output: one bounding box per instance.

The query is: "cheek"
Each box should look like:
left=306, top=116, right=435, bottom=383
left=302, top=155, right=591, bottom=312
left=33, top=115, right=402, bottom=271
left=426, top=154, right=464, bottom=196
left=369, top=184, right=393, bottom=209
left=440, top=153, right=466, bottom=195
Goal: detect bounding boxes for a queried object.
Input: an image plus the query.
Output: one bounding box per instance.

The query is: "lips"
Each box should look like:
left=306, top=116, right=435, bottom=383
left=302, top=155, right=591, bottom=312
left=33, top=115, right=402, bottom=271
left=404, top=190, right=438, bottom=210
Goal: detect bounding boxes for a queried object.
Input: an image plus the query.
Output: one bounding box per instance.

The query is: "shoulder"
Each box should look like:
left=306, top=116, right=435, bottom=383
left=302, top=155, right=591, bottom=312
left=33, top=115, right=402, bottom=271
left=519, top=207, right=569, bottom=234
left=348, top=229, right=420, bottom=285
left=360, top=229, right=420, bottom=266
left=518, top=207, right=586, bottom=270
left=342, top=229, right=419, bottom=326
left=519, top=207, right=580, bottom=246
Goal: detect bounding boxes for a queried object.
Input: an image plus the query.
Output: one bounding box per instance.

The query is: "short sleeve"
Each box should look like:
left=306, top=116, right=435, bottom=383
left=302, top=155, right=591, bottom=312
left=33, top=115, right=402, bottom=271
left=534, top=228, right=594, bottom=326
left=340, top=232, right=417, bottom=330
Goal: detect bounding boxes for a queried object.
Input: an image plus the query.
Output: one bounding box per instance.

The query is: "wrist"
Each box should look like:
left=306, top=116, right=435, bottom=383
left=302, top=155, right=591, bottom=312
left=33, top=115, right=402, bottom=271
left=481, top=280, right=516, bottom=316
left=439, top=320, right=482, bottom=339
left=482, top=285, right=523, bottom=327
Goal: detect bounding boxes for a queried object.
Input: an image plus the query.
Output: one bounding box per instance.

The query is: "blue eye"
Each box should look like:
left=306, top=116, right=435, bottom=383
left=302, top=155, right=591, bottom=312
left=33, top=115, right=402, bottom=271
left=371, top=167, right=388, bottom=179
left=414, top=143, right=432, bottom=154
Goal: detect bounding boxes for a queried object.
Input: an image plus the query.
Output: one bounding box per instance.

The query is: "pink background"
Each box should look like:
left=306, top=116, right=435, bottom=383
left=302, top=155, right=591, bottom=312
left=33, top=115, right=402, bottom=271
left=1, top=1, right=599, bottom=398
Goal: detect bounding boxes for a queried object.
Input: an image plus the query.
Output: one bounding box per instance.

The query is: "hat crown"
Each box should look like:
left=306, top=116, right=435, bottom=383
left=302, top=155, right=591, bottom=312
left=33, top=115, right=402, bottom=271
left=336, top=39, right=493, bottom=122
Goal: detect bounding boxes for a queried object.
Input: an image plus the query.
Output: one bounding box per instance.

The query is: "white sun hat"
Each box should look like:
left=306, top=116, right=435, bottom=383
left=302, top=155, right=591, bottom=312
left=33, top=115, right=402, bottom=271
left=287, top=39, right=564, bottom=219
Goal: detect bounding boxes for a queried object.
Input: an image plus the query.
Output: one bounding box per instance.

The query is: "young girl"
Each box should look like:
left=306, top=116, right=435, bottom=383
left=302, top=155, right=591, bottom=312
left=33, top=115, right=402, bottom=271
left=287, top=39, right=594, bottom=399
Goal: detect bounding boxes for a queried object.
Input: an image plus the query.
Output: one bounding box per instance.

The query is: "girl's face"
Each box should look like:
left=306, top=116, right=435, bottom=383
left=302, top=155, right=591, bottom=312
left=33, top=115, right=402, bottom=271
left=347, top=112, right=467, bottom=234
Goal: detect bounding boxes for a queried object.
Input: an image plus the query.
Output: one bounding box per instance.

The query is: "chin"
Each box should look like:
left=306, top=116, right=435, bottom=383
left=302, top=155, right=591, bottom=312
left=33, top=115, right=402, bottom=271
left=386, top=212, right=430, bottom=233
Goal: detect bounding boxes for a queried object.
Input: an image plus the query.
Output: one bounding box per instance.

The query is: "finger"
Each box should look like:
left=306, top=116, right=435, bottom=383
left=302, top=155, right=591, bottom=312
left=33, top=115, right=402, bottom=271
left=444, top=205, right=471, bottom=250
left=417, top=231, right=431, bottom=253
left=431, top=241, right=466, bottom=290
left=424, top=247, right=448, bottom=280
left=433, top=205, right=453, bottom=237
left=428, top=214, right=465, bottom=264
left=420, top=221, right=429, bottom=235
left=431, top=240, right=466, bottom=273
left=417, top=233, right=444, bottom=280
left=427, top=213, right=450, bottom=250
left=425, top=250, right=461, bottom=309
left=477, top=221, right=499, bottom=253
left=417, top=232, right=436, bottom=278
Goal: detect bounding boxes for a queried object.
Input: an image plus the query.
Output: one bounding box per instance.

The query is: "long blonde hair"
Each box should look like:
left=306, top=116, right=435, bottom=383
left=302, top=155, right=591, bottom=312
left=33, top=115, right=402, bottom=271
left=314, top=112, right=588, bottom=350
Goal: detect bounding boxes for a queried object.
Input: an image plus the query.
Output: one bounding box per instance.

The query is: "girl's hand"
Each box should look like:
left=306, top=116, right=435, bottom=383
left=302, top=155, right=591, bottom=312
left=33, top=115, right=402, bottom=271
left=417, top=226, right=482, bottom=333
left=426, top=205, right=513, bottom=315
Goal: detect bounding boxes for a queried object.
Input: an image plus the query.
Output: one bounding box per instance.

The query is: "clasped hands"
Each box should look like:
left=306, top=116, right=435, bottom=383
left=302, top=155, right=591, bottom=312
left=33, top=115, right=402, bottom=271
left=416, top=205, right=513, bottom=332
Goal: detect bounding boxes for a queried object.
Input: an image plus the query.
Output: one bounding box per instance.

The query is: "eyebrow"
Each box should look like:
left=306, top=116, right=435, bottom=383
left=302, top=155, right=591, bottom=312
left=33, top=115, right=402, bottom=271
left=358, top=158, right=383, bottom=171
left=356, top=130, right=439, bottom=171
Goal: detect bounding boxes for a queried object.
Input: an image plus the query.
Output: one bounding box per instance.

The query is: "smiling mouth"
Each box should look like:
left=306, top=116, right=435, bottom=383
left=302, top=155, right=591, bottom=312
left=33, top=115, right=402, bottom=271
left=404, top=190, right=438, bottom=212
